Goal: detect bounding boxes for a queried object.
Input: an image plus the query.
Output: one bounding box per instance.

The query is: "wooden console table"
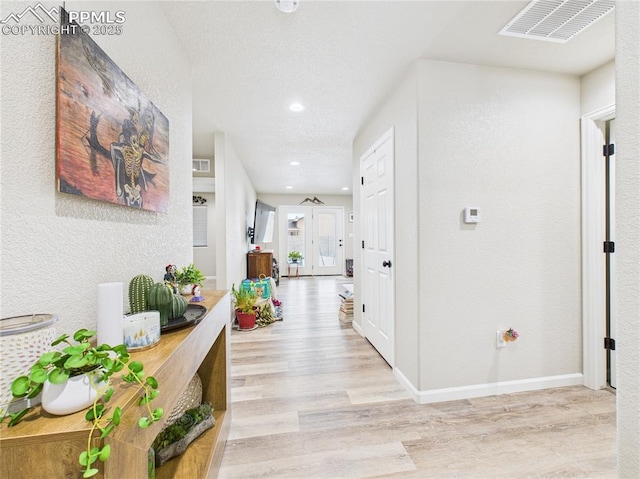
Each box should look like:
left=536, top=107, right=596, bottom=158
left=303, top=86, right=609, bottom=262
left=0, top=290, right=231, bottom=479
left=247, top=250, right=273, bottom=278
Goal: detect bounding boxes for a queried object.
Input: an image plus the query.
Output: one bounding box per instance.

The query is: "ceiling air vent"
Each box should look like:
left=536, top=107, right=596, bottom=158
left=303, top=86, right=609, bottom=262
left=192, top=159, right=211, bottom=173
left=499, top=0, right=615, bottom=43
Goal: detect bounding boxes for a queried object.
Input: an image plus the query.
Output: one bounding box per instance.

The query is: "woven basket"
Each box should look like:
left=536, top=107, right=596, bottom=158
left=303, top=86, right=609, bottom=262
left=164, top=373, right=203, bottom=427
left=0, top=314, right=58, bottom=414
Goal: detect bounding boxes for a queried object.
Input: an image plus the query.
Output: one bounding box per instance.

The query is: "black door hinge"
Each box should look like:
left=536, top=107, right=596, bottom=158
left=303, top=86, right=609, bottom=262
left=362, top=304, right=365, bottom=313
left=603, top=144, right=615, bottom=157
left=604, top=337, right=616, bottom=351
left=604, top=241, right=615, bottom=253
left=361, top=177, right=364, bottom=185
left=362, top=240, right=365, bottom=249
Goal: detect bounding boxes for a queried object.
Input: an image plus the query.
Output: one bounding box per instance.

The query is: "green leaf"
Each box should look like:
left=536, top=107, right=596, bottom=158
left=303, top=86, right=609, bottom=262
left=112, top=406, right=122, bottom=426
left=29, top=364, right=47, bottom=384
left=98, top=444, right=111, bottom=461
left=128, top=361, right=143, bottom=373
left=83, top=468, right=99, bottom=478
left=138, top=395, right=150, bottom=406
left=85, top=409, right=95, bottom=421
left=145, top=376, right=158, bottom=389
left=26, top=382, right=43, bottom=399
left=10, top=376, right=30, bottom=397
left=149, top=389, right=159, bottom=400
left=8, top=409, right=29, bottom=426
left=39, top=351, right=61, bottom=365
left=48, top=368, right=70, bottom=384
left=152, top=407, right=164, bottom=420
left=121, top=373, right=135, bottom=383
left=51, top=333, right=69, bottom=346
left=138, top=417, right=151, bottom=428
left=94, top=404, right=105, bottom=419
left=79, top=451, right=89, bottom=466
left=100, top=424, right=115, bottom=439
left=112, top=344, right=128, bottom=355
left=73, top=328, right=96, bottom=342
left=104, top=387, right=114, bottom=403
left=88, top=447, right=100, bottom=462
left=63, top=344, right=89, bottom=356
left=111, top=362, right=125, bottom=373
left=64, top=354, right=89, bottom=369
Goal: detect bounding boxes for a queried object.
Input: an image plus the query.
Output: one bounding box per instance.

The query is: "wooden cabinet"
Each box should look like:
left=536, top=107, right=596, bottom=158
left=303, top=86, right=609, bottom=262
left=247, top=251, right=273, bottom=278
left=0, top=291, right=231, bottom=479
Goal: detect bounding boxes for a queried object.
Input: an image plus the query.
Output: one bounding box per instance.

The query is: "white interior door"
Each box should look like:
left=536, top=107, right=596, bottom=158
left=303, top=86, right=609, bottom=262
left=279, top=205, right=345, bottom=276
left=312, top=207, right=344, bottom=276
left=607, top=119, right=617, bottom=388
left=360, top=128, right=394, bottom=366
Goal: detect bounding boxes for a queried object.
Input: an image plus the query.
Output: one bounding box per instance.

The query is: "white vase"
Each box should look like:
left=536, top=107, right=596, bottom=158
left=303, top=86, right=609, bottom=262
left=41, top=371, right=106, bottom=416
left=180, top=284, right=193, bottom=295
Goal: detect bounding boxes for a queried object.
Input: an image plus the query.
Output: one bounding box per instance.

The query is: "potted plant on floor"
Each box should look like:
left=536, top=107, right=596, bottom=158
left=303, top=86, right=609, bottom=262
left=288, top=250, right=303, bottom=263
left=175, top=263, right=206, bottom=295
left=231, top=284, right=257, bottom=330
left=2, top=328, right=163, bottom=478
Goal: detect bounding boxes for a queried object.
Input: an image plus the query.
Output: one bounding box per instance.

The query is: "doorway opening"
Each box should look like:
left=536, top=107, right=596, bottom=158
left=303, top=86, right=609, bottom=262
left=581, top=104, right=616, bottom=390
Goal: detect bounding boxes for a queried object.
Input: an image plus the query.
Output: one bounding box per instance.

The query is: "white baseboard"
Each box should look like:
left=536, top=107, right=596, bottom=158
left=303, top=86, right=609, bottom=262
left=352, top=320, right=364, bottom=337
left=393, top=368, right=584, bottom=404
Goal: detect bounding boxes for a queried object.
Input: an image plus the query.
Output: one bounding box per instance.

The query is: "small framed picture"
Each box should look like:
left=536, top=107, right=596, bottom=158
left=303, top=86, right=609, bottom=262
left=348, top=213, right=354, bottom=223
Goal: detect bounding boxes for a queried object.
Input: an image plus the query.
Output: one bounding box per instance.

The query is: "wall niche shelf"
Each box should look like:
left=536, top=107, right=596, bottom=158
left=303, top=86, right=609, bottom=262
left=0, top=290, right=231, bottom=479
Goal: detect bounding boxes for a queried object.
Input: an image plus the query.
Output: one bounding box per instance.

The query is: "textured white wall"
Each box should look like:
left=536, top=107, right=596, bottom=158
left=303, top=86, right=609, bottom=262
left=353, top=65, right=420, bottom=385
left=0, top=2, right=193, bottom=335
left=417, top=60, right=582, bottom=390
left=581, top=60, right=615, bottom=116
left=214, top=133, right=256, bottom=290
left=615, top=1, right=640, bottom=475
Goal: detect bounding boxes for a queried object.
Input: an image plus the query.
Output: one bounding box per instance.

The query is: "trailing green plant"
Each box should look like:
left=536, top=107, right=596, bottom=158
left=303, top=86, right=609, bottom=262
left=129, top=274, right=154, bottom=314
left=1, top=329, right=163, bottom=478
left=231, top=284, right=257, bottom=313
left=288, top=250, right=303, bottom=262
left=175, top=264, right=206, bottom=288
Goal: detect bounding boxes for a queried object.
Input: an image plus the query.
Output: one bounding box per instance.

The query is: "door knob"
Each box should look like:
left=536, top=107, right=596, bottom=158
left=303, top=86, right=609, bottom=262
left=382, top=260, right=392, bottom=268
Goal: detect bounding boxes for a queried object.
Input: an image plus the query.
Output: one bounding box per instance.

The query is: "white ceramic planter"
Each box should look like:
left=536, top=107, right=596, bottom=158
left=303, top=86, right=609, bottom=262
left=179, top=285, right=193, bottom=295
left=41, top=371, right=105, bottom=416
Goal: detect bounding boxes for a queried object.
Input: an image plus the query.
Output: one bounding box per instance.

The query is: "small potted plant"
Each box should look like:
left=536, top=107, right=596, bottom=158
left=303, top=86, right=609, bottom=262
left=2, top=328, right=163, bottom=478
left=288, top=250, right=303, bottom=263
left=231, top=284, right=257, bottom=330
left=175, top=263, right=206, bottom=295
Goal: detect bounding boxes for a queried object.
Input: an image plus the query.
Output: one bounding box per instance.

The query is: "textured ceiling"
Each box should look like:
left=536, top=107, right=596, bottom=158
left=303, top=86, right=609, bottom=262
left=161, top=1, right=615, bottom=195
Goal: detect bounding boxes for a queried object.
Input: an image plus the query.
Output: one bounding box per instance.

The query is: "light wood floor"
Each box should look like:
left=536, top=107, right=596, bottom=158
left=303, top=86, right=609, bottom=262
left=219, top=276, right=616, bottom=478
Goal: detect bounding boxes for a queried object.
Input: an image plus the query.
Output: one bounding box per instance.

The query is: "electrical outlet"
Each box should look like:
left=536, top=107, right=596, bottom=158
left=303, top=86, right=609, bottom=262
left=496, top=330, right=506, bottom=348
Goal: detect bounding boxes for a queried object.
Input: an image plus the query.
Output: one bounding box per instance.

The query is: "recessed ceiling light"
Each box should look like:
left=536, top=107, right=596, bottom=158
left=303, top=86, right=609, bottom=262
left=275, top=0, right=299, bottom=14
left=290, top=161, right=300, bottom=166
left=342, top=187, right=349, bottom=191
left=289, top=103, right=305, bottom=112
left=286, top=186, right=293, bottom=189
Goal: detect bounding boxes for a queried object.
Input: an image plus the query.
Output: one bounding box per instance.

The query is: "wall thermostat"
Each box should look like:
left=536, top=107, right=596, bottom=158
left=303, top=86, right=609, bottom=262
left=464, top=207, right=480, bottom=224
